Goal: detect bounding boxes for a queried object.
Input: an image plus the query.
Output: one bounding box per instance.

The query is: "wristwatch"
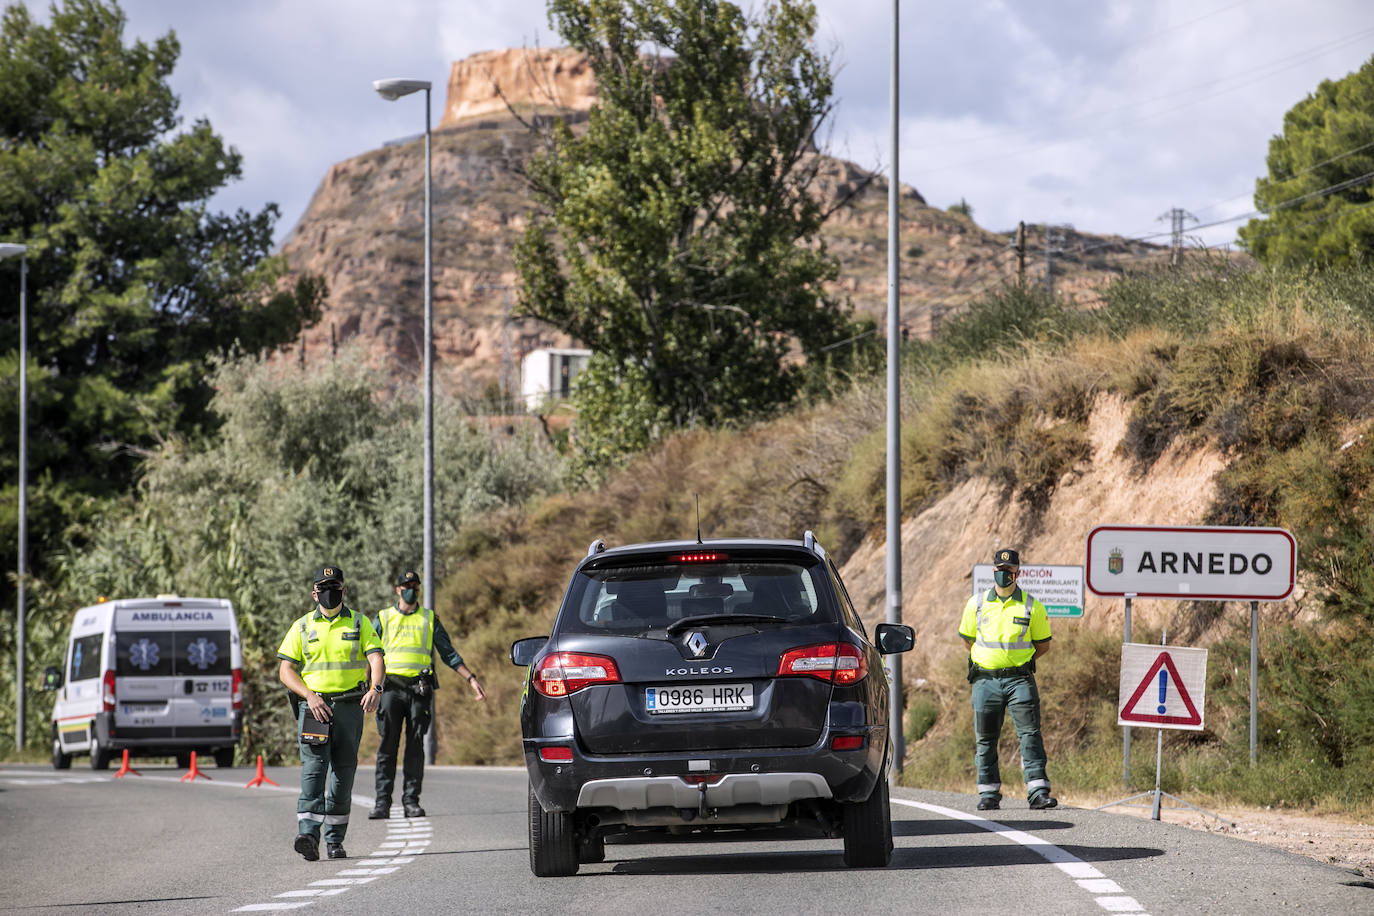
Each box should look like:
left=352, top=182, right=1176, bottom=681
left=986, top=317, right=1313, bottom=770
left=372, top=684, right=383, bottom=693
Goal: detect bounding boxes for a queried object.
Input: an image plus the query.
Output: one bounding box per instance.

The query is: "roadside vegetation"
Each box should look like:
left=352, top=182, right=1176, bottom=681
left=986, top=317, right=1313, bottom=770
left=437, top=260, right=1374, bottom=819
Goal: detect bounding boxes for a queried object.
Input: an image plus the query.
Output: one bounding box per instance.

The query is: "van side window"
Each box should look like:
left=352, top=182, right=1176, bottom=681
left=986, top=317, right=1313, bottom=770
left=70, top=634, right=103, bottom=681
left=175, top=631, right=231, bottom=676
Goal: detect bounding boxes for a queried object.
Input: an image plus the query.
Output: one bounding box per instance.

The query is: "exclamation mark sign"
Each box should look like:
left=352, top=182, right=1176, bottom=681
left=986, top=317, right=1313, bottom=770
left=1157, top=669, right=1168, bottom=715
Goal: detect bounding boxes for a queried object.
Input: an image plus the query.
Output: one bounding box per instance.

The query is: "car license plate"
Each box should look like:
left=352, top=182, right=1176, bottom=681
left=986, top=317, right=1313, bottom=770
left=645, top=683, right=753, bottom=714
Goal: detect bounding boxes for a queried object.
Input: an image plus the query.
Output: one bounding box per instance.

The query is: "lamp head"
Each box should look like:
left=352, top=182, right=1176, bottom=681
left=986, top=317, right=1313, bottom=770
left=373, top=78, right=431, bottom=101
left=0, top=243, right=26, bottom=260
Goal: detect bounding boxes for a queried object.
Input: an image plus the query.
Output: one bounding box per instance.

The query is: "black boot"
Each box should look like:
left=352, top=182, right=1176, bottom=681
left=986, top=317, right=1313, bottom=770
left=369, top=801, right=390, bottom=819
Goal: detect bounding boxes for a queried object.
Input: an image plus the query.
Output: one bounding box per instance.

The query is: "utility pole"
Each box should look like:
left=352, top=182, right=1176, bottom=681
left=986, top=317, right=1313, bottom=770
left=1014, top=221, right=1026, bottom=287
left=1158, top=208, right=1197, bottom=267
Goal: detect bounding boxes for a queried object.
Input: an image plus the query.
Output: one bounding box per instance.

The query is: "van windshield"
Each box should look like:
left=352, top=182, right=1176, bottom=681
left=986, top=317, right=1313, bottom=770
left=116, top=630, right=232, bottom=677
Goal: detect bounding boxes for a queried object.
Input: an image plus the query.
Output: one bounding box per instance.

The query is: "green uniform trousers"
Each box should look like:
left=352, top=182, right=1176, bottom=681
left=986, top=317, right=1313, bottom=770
left=971, top=673, right=1051, bottom=802
left=374, top=684, right=431, bottom=807
left=297, top=697, right=364, bottom=844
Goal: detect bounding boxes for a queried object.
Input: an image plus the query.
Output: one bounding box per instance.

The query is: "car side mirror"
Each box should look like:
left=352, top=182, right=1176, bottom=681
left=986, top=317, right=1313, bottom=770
left=41, top=665, right=63, bottom=691
left=510, top=636, right=549, bottom=667
left=874, top=623, right=915, bottom=655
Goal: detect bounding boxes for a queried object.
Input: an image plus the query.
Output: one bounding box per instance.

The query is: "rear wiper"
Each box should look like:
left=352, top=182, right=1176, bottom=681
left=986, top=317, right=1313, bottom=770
left=666, top=613, right=787, bottom=634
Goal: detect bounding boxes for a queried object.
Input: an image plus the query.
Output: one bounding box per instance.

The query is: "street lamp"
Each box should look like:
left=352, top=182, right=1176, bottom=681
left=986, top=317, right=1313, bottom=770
left=373, top=78, right=436, bottom=762
left=1, top=242, right=28, bottom=751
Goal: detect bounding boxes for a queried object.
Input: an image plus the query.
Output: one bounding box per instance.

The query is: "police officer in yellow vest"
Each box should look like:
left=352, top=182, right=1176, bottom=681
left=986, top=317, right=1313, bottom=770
left=959, top=548, right=1058, bottom=811
left=369, top=569, right=485, bottom=820
left=278, top=565, right=384, bottom=861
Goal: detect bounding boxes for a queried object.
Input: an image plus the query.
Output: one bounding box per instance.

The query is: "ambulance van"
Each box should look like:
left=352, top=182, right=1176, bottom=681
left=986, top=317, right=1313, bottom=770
left=46, top=596, right=243, bottom=769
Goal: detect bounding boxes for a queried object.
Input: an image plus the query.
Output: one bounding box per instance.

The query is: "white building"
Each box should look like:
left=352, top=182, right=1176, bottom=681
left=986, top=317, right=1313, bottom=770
left=521, top=347, right=591, bottom=412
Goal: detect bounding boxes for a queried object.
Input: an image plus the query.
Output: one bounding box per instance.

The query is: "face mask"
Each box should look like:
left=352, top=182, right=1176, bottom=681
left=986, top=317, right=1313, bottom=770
left=318, top=586, right=343, bottom=610
left=993, top=569, right=1015, bottom=588
left=400, top=587, right=418, bottom=605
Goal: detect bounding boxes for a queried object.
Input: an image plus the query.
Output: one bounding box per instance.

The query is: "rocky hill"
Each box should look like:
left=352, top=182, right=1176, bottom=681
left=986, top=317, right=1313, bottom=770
left=281, top=47, right=1172, bottom=397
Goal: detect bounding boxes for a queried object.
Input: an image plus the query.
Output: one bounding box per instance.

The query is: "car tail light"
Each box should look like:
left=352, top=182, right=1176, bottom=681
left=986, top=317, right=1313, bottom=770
left=102, top=670, right=117, bottom=712
left=672, top=551, right=728, bottom=563
left=534, top=652, right=622, bottom=697
left=539, top=746, right=574, bottom=763
left=831, top=735, right=865, bottom=751
left=231, top=668, right=243, bottom=711
left=777, top=643, right=867, bottom=684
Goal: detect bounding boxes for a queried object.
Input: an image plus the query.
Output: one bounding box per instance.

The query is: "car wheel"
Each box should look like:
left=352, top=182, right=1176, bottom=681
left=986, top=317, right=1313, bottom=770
left=89, top=734, right=112, bottom=771
left=842, top=773, right=893, bottom=867
left=213, top=748, right=235, bottom=768
left=577, top=833, right=606, bottom=864
left=52, top=734, right=72, bottom=770
left=528, top=783, right=579, bottom=876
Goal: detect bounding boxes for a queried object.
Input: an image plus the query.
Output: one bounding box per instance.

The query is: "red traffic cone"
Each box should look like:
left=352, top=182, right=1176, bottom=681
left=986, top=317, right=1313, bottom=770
left=112, top=748, right=140, bottom=778
left=245, top=754, right=279, bottom=788
left=180, top=750, right=211, bottom=782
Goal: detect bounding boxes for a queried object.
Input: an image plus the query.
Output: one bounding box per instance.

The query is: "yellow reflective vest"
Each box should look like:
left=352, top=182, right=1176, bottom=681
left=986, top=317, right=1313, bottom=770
left=277, top=607, right=383, bottom=693
left=376, top=605, right=435, bottom=677
left=958, top=588, right=1051, bottom=670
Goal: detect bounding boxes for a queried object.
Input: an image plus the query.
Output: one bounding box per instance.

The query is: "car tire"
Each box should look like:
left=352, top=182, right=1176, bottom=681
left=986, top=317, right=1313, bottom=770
left=89, top=734, right=112, bottom=771
left=213, top=748, right=235, bottom=768
left=528, top=783, right=579, bottom=876
left=52, top=734, right=72, bottom=770
left=842, top=773, right=893, bottom=868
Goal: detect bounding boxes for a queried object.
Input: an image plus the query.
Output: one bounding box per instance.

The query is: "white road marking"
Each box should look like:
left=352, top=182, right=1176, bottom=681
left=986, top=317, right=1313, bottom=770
left=893, top=800, right=1151, bottom=915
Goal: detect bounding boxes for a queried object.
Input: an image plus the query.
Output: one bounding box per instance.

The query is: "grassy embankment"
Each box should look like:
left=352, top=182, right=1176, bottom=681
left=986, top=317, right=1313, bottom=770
left=427, top=262, right=1374, bottom=816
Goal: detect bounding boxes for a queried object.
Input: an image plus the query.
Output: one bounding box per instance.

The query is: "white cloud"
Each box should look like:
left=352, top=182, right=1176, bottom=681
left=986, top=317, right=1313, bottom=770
left=88, top=0, right=1374, bottom=251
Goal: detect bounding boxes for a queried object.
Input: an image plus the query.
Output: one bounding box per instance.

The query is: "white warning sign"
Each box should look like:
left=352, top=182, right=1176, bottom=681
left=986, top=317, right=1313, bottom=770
left=1117, top=643, right=1207, bottom=731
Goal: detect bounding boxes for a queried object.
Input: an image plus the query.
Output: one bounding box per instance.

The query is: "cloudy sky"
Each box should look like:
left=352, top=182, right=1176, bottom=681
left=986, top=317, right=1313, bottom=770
left=92, top=0, right=1374, bottom=250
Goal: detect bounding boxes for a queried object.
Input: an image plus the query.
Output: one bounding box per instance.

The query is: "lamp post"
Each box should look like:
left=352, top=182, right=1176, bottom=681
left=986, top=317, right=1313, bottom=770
left=885, top=0, right=905, bottom=777
left=1, top=242, right=28, bottom=751
left=373, top=78, right=436, bottom=763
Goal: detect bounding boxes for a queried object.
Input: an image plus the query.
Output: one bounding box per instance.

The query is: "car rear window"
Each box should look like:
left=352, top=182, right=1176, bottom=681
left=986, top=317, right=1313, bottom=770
left=559, top=553, right=834, bottom=634
left=115, top=630, right=233, bottom=677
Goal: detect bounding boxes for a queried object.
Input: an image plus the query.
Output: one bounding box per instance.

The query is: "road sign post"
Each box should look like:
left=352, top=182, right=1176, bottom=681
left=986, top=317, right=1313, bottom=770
left=1086, top=525, right=1296, bottom=774
left=1099, top=632, right=1229, bottom=823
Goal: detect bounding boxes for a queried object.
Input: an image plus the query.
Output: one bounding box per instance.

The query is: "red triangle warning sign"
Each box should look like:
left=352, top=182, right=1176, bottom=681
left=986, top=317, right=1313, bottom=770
left=1120, top=651, right=1202, bottom=727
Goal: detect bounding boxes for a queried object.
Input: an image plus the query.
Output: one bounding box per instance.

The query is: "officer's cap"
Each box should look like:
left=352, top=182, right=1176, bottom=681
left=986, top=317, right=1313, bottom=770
left=993, top=548, right=1020, bottom=569
left=396, top=569, right=421, bottom=587
left=313, top=565, right=345, bottom=586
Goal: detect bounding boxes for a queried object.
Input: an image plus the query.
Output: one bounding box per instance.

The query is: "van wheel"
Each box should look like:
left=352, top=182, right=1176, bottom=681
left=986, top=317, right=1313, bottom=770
left=89, top=735, right=112, bottom=771
left=528, top=783, right=579, bottom=876
left=213, top=748, right=235, bottom=768
left=52, top=736, right=71, bottom=770
left=841, top=773, right=893, bottom=867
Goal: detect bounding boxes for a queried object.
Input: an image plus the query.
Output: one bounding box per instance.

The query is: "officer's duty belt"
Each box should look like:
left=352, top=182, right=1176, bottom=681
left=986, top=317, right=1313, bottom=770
left=971, top=662, right=1035, bottom=679
left=316, top=685, right=366, bottom=701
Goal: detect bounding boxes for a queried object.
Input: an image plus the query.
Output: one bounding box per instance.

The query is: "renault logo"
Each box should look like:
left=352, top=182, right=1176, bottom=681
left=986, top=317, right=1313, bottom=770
left=686, top=631, right=709, bottom=658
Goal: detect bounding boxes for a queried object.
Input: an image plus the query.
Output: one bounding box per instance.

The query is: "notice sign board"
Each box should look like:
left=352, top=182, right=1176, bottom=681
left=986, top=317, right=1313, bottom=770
left=1118, top=643, right=1207, bottom=730
left=1086, top=525, right=1295, bottom=601
left=972, top=564, right=1084, bottom=617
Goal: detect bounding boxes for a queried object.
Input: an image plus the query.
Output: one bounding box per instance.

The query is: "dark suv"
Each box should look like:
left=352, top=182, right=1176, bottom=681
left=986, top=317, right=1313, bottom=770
left=510, top=531, right=915, bottom=876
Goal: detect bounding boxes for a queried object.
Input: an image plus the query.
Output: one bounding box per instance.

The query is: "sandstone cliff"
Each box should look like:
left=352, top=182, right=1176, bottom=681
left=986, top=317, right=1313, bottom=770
left=281, top=48, right=1170, bottom=397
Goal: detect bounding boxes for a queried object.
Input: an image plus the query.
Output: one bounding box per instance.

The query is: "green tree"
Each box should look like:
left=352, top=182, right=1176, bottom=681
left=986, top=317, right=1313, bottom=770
left=1239, top=54, right=1374, bottom=267
left=516, top=0, right=866, bottom=461
left=25, top=348, right=567, bottom=759
left=0, top=2, right=324, bottom=635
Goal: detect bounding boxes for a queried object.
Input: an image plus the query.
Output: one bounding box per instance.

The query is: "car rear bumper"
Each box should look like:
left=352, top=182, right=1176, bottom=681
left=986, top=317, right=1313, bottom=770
left=575, top=771, right=832, bottom=809
left=525, top=723, right=886, bottom=814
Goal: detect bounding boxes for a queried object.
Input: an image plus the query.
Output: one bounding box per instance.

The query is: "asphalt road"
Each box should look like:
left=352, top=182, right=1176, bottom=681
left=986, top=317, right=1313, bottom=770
left=1, top=762, right=1369, bottom=914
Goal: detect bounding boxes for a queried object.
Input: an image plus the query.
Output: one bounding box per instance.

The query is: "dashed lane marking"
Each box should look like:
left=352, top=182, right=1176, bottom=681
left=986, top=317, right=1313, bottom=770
left=892, top=800, right=1150, bottom=915
left=232, top=815, right=429, bottom=912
